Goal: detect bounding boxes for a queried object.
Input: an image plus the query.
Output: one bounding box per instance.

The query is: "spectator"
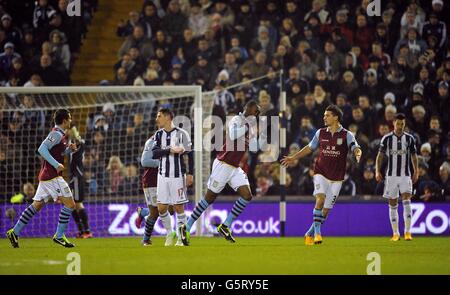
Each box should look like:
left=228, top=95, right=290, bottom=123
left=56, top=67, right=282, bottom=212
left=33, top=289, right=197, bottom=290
left=49, top=29, right=71, bottom=71
left=0, top=14, right=22, bottom=47
left=19, top=95, right=45, bottom=131
left=239, top=51, right=269, bottom=80
left=358, top=165, right=377, bottom=195
left=293, top=116, right=316, bottom=147
left=317, top=40, right=344, bottom=81
left=118, top=25, right=154, bottom=60
left=187, top=52, right=214, bottom=90
left=10, top=182, right=35, bottom=204
left=422, top=12, right=447, bottom=49
left=32, top=54, right=68, bottom=85
left=188, top=1, right=209, bottom=38
left=8, top=57, right=30, bottom=86
left=106, top=155, right=126, bottom=195
left=438, top=162, right=450, bottom=197
left=250, top=25, right=275, bottom=59
left=354, top=14, right=373, bottom=55
left=298, top=49, right=318, bottom=81
left=0, top=42, right=21, bottom=83
left=116, top=10, right=141, bottom=38
left=161, top=0, right=188, bottom=44
left=410, top=104, right=428, bottom=142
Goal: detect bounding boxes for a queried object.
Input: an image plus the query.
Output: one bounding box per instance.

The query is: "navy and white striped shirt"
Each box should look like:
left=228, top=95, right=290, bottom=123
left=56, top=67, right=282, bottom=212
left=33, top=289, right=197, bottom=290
left=379, top=132, right=417, bottom=177
left=152, top=127, right=193, bottom=178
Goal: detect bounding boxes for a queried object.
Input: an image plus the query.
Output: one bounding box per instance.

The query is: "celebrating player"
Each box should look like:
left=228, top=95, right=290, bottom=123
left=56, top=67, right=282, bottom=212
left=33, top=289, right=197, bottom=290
left=6, top=109, right=78, bottom=248
left=152, top=108, right=193, bottom=246
left=375, top=113, right=418, bottom=242
left=180, top=100, right=261, bottom=246
left=281, top=105, right=362, bottom=245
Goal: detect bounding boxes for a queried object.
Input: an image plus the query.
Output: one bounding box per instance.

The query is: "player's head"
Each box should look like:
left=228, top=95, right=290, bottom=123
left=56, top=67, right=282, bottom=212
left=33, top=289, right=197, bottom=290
left=393, top=113, right=406, bottom=133
left=53, top=109, right=72, bottom=129
left=243, top=100, right=260, bottom=117
left=324, top=105, right=343, bottom=126
left=156, top=108, right=174, bottom=128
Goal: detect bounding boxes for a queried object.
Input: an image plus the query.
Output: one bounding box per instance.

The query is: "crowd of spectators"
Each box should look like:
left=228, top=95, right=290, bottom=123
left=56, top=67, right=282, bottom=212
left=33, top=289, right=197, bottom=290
left=1, top=0, right=450, bottom=202
left=0, top=0, right=98, bottom=87
left=106, top=0, right=450, bottom=201
left=0, top=0, right=97, bottom=199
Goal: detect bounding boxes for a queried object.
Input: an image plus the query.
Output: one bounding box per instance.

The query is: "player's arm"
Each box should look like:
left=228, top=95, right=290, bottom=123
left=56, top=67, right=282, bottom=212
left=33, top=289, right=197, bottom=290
left=37, top=131, right=64, bottom=171
left=375, top=135, right=388, bottom=182
left=228, top=117, right=247, bottom=140
left=281, top=130, right=318, bottom=167
left=409, top=136, right=419, bottom=184
left=347, top=131, right=362, bottom=163
left=141, top=139, right=160, bottom=168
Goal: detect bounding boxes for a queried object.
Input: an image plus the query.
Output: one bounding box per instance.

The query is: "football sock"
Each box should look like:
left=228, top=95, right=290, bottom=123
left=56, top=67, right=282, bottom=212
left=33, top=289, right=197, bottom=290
left=159, top=211, right=172, bottom=233
left=143, top=217, right=157, bottom=241
left=55, top=207, right=74, bottom=238
left=389, top=204, right=400, bottom=235
left=78, top=208, right=90, bottom=233
left=224, top=197, right=249, bottom=227
left=306, top=223, right=315, bottom=237
left=313, top=209, right=324, bottom=235
left=186, top=199, right=209, bottom=232
left=177, top=212, right=187, bottom=237
left=140, top=207, right=150, bottom=218
left=402, top=199, right=412, bottom=233
left=13, top=204, right=37, bottom=236
left=72, top=210, right=84, bottom=233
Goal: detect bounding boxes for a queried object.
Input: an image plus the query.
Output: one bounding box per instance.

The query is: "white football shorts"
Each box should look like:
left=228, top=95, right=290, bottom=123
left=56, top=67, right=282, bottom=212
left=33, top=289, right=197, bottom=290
left=383, top=176, right=413, bottom=199
left=313, top=174, right=343, bottom=209
left=157, top=174, right=188, bottom=205
left=206, top=159, right=250, bottom=194
left=33, top=176, right=73, bottom=203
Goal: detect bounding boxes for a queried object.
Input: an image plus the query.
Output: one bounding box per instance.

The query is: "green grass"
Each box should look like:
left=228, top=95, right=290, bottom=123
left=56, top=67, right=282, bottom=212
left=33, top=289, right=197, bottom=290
left=1, top=237, right=449, bottom=275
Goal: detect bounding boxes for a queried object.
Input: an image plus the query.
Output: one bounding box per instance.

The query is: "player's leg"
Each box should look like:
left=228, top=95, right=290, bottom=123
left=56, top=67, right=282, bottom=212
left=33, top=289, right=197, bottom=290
left=401, top=193, right=413, bottom=240
left=304, top=175, right=329, bottom=244
left=142, top=206, right=159, bottom=246
left=384, top=177, right=401, bottom=241
left=71, top=202, right=84, bottom=238
left=182, top=159, right=228, bottom=244
left=315, top=181, right=342, bottom=244
left=180, top=189, right=218, bottom=246
left=186, top=189, right=218, bottom=232
left=218, top=166, right=252, bottom=243
left=71, top=177, right=90, bottom=238
left=76, top=202, right=92, bottom=238
left=156, top=175, right=176, bottom=246
left=6, top=200, right=45, bottom=248
left=312, top=194, right=326, bottom=244
left=6, top=180, right=51, bottom=248
left=138, top=187, right=156, bottom=230
left=174, top=203, right=187, bottom=246
left=219, top=184, right=252, bottom=243
left=50, top=177, right=76, bottom=247
left=53, top=197, right=76, bottom=247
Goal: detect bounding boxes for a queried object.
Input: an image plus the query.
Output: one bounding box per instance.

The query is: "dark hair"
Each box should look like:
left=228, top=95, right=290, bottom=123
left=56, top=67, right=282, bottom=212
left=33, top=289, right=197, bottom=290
left=245, top=99, right=259, bottom=109
left=53, top=109, right=71, bottom=125
left=394, top=113, right=406, bottom=120
left=158, top=108, right=174, bottom=119
left=325, top=104, right=343, bottom=122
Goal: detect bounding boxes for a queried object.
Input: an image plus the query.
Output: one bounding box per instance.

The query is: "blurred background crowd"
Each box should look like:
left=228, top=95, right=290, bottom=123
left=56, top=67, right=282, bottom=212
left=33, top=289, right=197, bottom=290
left=0, top=0, right=449, bottom=203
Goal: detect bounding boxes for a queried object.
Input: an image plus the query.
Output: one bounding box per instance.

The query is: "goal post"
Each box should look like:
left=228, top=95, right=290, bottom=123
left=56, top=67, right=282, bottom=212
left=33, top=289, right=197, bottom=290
left=0, top=86, right=212, bottom=237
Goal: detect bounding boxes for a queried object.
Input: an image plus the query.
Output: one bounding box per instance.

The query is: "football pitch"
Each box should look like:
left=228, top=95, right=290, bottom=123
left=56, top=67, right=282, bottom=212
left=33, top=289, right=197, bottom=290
left=1, top=237, right=449, bottom=275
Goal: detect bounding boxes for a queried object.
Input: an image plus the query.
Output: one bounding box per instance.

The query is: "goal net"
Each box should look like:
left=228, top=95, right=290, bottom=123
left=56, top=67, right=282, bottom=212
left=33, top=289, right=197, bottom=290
left=0, top=86, right=213, bottom=238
